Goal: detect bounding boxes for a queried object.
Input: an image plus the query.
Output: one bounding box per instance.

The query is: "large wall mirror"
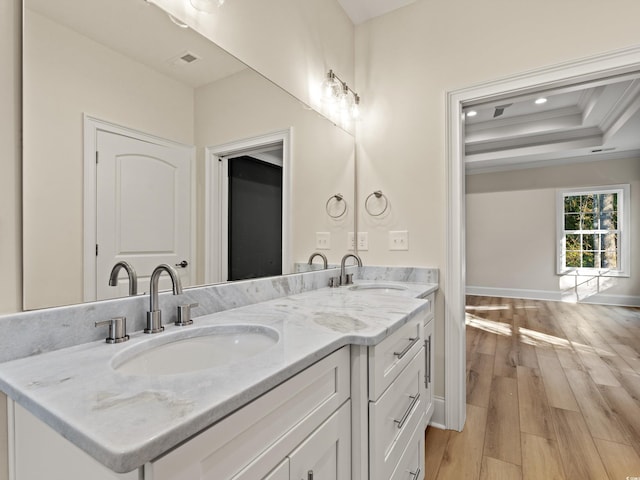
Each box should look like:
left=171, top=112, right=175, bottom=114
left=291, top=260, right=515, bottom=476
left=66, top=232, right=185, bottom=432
left=23, top=0, right=355, bottom=310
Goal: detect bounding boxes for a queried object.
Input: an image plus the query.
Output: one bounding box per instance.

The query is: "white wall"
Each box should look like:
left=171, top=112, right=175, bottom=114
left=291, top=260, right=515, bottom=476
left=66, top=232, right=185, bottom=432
left=23, top=10, right=195, bottom=310
left=354, top=0, right=640, bottom=396
left=466, top=157, right=640, bottom=305
left=0, top=0, right=21, bottom=318
left=0, top=0, right=20, bottom=474
left=194, top=68, right=354, bottom=281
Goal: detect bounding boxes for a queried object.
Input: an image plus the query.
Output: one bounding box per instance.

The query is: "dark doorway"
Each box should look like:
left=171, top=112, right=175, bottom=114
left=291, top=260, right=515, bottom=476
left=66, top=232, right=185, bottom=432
left=228, top=155, right=283, bottom=281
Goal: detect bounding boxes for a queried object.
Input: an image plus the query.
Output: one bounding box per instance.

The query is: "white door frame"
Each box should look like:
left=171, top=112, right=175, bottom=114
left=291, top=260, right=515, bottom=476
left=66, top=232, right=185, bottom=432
left=82, top=115, right=197, bottom=302
left=204, top=129, right=292, bottom=283
left=445, top=45, right=640, bottom=431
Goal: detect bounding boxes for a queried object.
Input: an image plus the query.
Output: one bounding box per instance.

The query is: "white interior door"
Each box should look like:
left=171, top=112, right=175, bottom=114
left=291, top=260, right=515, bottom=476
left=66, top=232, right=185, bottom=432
left=95, top=129, right=193, bottom=299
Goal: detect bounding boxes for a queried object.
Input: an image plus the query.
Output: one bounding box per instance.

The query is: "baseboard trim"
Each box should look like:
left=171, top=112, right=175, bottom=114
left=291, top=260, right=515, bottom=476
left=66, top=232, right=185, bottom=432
left=466, top=286, right=640, bottom=307
left=429, top=396, right=446, bottom=430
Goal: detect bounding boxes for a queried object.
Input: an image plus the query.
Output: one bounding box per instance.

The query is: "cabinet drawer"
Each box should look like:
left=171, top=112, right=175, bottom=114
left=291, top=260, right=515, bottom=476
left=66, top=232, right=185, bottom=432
left=369, top=348, right=426, bottom=480
left=149, top=346, right=350, bottom=480
left=368, top=316, right=423, bottom=400
left=389, top=413, right=426, bottom=480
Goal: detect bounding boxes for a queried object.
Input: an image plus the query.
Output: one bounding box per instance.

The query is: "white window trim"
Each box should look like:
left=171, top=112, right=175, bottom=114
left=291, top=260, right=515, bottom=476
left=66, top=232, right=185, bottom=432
left=556, top=184, right=630, bottom=277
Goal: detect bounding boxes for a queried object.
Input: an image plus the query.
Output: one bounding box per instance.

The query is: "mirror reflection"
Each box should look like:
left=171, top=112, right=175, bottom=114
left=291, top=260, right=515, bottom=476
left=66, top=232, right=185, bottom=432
left=23, top=0, right=354, bottom=310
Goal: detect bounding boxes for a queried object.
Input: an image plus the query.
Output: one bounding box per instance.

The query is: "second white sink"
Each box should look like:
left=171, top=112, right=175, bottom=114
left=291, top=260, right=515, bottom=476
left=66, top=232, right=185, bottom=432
left=112, top=324, right=279, bottom=376
left=349, top=283, right=408, bottom=292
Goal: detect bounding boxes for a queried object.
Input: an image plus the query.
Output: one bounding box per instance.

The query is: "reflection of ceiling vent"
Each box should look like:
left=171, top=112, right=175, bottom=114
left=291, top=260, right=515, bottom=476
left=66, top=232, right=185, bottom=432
left=170, top=51, right=201, bottom=66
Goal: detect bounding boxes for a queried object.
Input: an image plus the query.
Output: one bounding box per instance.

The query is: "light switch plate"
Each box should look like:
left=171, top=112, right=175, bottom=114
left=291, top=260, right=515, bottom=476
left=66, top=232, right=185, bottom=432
left=389, top=230, right=409, bottom=250
left=316, top=232, right=330, bottom=250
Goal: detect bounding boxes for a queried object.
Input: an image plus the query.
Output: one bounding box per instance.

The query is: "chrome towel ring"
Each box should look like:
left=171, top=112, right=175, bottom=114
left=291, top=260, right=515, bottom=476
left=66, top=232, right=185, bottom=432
left=326, top=193, right=347, bottom=218
left=365, top=190, right=389, bottom=217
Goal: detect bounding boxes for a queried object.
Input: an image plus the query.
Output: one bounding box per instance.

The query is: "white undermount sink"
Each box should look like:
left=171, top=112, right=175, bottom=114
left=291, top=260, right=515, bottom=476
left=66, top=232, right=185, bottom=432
left=112, top=324, right=279, bottom=376
left=348, top=283, right=408, bottom=292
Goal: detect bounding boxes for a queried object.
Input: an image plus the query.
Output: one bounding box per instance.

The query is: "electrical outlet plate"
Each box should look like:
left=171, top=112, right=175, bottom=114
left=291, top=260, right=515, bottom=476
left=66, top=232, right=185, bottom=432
left=348, top=232, right=369, bottom=250
left=389, top=230, right=409, bottom=251
left=316, top=232, right=330, bottom=250
left=357, top=232, right=368, bottom=251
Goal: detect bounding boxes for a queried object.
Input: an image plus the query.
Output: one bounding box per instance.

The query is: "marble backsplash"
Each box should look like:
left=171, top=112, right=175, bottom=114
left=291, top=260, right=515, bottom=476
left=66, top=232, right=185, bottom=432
left=0, top=266, right=438, bottom=364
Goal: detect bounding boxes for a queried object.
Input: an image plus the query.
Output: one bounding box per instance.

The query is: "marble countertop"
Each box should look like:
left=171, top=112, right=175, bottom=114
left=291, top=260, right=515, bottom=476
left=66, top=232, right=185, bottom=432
left=0, top=280, right=437, bottom=473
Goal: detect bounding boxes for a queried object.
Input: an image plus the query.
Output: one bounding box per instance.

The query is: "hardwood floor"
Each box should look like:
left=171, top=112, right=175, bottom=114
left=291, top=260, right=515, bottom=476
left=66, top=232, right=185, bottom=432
left=425, top=296, right=640, bottom=480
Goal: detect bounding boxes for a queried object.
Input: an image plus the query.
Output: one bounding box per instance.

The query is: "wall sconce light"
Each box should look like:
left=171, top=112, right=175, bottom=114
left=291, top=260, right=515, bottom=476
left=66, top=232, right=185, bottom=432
left=190, top=0, right=225, bottom=13
left=322, top=70, right=361, bottom=120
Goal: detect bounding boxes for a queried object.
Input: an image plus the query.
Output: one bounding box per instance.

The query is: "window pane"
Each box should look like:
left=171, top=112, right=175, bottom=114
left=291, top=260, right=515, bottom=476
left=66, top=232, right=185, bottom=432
left=565, top=214, right=580, bottom=230
left=582, top=234, right=597, bottom=251
left=582, top=251, right=595, bottom=267
left=581, top=195, right=595, bottom=213
left=566, top=251, right=581, bottom=268
left=602, top=252, right=618, bottom=269
left=566, top=234, right=580, bottom=250
left=599, top=213, right=616, bottom=230
left=602, top=233, right=618, bottom=252
left=564, top=195, right=580, bottom=213
left=599, top=193, right=617, bottom=214
left=581, top=213, right=596, bottom=230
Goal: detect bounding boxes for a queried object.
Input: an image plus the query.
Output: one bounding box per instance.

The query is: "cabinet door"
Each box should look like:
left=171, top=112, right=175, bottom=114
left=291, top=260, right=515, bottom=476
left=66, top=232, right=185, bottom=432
left=424, top=319, right=434, bottom=423
left=289, top=401, right=350, bottom=480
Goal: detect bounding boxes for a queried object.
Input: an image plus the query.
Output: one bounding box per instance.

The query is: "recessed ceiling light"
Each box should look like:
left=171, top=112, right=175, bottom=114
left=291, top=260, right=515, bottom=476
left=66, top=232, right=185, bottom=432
left=535, top=97, right=548, bottom=105
left=466, top=110, right=477, bottom=117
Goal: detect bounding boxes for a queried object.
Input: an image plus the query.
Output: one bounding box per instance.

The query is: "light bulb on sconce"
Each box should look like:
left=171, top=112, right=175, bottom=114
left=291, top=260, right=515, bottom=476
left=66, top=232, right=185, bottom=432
left=321, top=70, right=342, bottom=104
left=190, top=0, right=225, bottom=13
left=321, top=69, right=361, bottom=120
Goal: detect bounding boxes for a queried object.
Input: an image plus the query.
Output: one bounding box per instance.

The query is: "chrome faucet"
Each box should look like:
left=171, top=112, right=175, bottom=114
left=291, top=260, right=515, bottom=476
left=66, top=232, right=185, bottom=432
left=108, top=261, right=138, bottom=296
left=146, top=264, right=183, bottom=334
left=308, top=252, right=328, bottom=269
left=340, top=253, right=362, bottom=286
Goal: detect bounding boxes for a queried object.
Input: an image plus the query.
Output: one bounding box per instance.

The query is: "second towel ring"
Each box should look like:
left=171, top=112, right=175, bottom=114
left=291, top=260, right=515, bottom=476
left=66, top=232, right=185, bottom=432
left=365, top=190, right=389, bottom=217
left=326, top=193, right=347, bottom=218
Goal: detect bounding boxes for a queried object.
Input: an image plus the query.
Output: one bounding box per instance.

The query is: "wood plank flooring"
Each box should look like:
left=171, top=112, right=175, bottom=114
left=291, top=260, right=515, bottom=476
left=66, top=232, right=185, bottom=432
left=425, top=296, right=640, bottom=480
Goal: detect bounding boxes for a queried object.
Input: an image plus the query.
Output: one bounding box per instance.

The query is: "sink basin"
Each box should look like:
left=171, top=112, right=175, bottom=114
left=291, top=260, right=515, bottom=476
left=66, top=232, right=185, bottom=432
left=112, top=324, right=279, bottom=376
left=349, top=283, right=408, bottom=292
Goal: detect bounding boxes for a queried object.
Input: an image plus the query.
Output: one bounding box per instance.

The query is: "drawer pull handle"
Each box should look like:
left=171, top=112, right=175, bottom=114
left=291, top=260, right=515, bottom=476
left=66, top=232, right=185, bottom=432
left=410, top=467, right=421, bottom=480
left=394, top=336, right=420, bottom=360
left=394, top=393, right=420, bottom=429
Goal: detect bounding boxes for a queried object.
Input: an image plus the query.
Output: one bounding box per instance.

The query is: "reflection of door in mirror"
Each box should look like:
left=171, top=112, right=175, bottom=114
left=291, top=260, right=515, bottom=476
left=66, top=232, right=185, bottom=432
left=92, top=124, right=194, bottom=301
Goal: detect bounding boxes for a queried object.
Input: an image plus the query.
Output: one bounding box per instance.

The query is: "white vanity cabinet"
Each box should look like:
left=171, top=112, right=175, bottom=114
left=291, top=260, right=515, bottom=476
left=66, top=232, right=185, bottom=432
left=367, top=315, right=427, bottom=480
left=10, top=346, right=350, bottom=480
left=146, top=346, right=350, bottom=480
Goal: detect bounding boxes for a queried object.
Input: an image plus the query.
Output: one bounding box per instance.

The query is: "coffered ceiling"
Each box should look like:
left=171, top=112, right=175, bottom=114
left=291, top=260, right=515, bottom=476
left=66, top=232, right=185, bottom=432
left=464, top=73, right=640, bottom=173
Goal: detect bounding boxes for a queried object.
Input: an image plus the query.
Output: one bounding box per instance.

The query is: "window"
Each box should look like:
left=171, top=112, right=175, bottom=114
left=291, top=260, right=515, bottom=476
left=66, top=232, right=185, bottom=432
left=557, top=184, right=630, bottom=277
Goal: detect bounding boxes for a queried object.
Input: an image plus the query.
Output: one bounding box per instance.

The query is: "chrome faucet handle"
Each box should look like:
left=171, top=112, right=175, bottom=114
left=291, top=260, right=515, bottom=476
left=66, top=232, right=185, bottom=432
left=95, top=317, right=129, bottom=344
left=175, top=303, right=199, bottom=326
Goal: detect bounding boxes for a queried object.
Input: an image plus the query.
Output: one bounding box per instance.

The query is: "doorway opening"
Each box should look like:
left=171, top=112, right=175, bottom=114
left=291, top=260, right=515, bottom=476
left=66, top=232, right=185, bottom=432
left=445, top=46, right=640, bottom=432
left=204, top=129, right=291, bottom=284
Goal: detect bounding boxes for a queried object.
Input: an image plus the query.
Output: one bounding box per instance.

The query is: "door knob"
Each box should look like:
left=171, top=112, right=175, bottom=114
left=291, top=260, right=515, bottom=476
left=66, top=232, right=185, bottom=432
left=175, top=260, right=189, bottom=268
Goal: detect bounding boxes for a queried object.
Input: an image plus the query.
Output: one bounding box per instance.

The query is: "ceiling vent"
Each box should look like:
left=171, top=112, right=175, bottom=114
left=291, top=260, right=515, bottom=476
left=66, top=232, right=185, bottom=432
left=170, top=51, right=201, bottom=66
left=493, top=103, right=513, bottom=118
